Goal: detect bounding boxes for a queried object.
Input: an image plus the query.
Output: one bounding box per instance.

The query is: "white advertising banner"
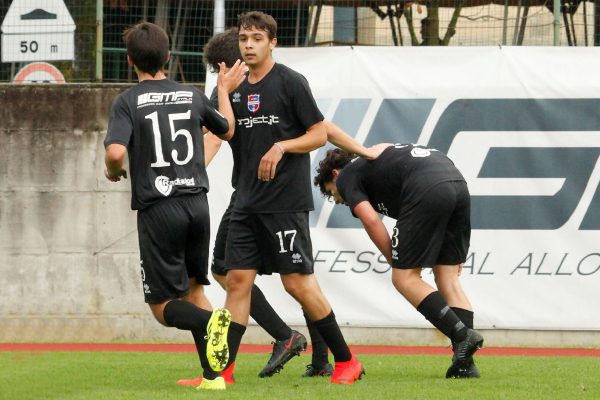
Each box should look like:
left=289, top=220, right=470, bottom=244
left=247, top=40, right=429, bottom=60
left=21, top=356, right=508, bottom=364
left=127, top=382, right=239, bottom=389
left=204, top=46, right=600, bottom=330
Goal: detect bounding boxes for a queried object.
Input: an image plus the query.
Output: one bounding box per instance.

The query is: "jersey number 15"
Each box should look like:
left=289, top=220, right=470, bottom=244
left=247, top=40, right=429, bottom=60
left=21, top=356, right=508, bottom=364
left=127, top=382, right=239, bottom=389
left=146, top=110, right=193, bottom=167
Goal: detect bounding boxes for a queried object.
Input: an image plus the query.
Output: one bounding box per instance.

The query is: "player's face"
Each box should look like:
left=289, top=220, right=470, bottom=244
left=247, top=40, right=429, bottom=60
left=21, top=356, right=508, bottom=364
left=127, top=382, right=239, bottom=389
left=324, top=180, right=346, bottom=205
left=238, top=26, right=276, bottom=68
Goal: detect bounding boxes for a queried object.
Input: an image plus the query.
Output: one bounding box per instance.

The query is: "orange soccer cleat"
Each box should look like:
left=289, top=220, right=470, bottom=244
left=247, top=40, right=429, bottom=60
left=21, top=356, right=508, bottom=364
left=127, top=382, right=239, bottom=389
left=330, top=355, right=365, bottom=385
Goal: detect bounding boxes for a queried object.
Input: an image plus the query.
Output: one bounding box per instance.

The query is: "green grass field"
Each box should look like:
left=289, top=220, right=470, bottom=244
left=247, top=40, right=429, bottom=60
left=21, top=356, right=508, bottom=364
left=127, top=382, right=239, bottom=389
left=1, top=351, right=598, bottom=400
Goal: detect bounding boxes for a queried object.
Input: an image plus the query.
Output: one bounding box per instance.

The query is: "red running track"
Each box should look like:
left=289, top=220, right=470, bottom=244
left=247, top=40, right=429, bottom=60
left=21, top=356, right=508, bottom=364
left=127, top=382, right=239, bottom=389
left=0, top=343, right=599, bottom=357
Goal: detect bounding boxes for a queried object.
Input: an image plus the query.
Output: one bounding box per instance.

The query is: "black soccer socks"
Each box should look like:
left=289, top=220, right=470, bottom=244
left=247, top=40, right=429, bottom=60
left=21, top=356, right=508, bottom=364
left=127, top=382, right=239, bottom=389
left=224, top=321, right=247, bottom=368
left=163, top=299, right=212, bottom=331
left=313, top=311, right=352, bottom=362
left=451, top=307, right=474, bottom=330
left=249, top=284, right=293, bottom=341
left=191, top=330, right=220, bottom=380
left=417, top=291, right=468, bottom=343
left=303, top=310, right=329, bottom=366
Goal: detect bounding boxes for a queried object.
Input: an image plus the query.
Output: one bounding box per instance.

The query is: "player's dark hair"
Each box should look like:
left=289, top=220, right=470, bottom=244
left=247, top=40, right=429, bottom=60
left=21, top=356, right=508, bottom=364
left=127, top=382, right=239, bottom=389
left=238, top=11, right=277, bottom=39
left=123, top=22, right=169, bottom=77
left=203, top=28, right=241, bottom=73
left=314, top=149, right=355, bottom=198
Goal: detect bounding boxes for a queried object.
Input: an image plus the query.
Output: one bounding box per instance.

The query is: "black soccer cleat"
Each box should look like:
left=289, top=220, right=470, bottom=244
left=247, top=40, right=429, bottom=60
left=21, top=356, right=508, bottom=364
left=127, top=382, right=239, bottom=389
left=446, top=357, right=480, bottom=378
left=302, top=362, right=334, bottom=377
left=258, top=330, right=307, bottom=378
left=446, top=328, right=484, bottom=379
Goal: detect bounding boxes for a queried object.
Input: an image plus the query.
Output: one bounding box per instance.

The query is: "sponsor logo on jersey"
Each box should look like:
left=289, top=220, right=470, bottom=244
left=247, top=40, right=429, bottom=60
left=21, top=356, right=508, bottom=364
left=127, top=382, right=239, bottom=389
left=237, top=115, right=279, bottom=128
left=154, top=175, right=195, bottom=196
left=292, top=253, right=303, bottom=264
left=137, top=90, right=193, bottom=107
left=232, top=92, right=241, bottom=103
left=247, top=94, right=260, bottom=112
left=392, top=250, right=399, bottom=260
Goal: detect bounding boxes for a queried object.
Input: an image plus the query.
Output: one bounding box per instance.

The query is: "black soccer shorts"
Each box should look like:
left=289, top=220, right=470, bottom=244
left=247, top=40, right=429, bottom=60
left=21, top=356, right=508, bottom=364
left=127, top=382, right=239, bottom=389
left=137, top=193, right=211, bottom=304
left=391, top=180, right=471, bottom=269
left=210, top=191, right=236, bottom=276
left=224, top=211, right=314, bottom=275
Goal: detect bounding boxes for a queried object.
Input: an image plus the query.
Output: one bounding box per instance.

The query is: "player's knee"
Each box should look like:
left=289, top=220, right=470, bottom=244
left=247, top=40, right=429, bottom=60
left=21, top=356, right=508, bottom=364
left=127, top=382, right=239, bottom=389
left=212, top=271, right=227, bottom=290
left=225, top=271, right=253, bottom=296
left=283, top=280, right=303, bottom=299
left=149, top=303, right=169, bottom=327
left=433, top=270, right=460, bottom=293
left=391, top=271, right=415, bottom=295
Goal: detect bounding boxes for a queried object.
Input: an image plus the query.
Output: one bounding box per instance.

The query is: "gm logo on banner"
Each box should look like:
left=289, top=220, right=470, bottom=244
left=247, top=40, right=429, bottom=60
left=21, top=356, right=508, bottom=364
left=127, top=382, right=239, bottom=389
left=310, top=98, right=600, bottom=231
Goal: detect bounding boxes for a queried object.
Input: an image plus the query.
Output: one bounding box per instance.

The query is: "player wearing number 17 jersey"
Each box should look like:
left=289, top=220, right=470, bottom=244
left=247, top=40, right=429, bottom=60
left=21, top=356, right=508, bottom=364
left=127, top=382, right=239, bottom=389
left=103, top=22, right=245, bottom=391
left=208, top=11, right=364, bottom=386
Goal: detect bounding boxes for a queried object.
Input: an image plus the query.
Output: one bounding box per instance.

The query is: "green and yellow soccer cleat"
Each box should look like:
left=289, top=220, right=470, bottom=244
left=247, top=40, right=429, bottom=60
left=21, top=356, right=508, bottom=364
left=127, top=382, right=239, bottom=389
left=206, top=308, right=231, bottom=372
left=195, top=376, right=226, bottom=391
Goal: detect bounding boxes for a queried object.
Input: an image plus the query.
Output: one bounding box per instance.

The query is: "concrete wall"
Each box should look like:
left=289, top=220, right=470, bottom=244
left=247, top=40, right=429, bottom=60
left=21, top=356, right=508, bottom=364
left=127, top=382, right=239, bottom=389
left=1, top=84, right=598, bottom=347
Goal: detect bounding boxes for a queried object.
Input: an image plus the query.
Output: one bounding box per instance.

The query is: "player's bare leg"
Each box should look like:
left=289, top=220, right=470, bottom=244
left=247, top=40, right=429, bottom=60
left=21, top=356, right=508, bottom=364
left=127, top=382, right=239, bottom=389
left=185, top=277, right=213, bottom=310
left=280, top=273, right=331, bottom=320
left=433, top=265, right=472, bottom=310
left=225, top=269, right=256, bottom=325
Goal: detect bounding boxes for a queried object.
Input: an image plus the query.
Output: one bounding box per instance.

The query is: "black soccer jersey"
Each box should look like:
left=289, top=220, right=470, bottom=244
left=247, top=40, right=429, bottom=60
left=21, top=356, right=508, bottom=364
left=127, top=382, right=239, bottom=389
left=105, top=79, right=228, bottom=210
left=229, top=63, right=324, bottom=213
left=336, top=144, right=465, bottom=219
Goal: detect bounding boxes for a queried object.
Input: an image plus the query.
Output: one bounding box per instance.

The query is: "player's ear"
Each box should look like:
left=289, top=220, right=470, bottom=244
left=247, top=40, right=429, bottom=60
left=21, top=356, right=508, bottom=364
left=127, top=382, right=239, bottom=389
left=165, top=51, right=171, bottom=64
left=332, top=169, right=340, bottom=179
left=126, top=54, right=133, bottom=66
left=270, top=37, right=277, bottom=50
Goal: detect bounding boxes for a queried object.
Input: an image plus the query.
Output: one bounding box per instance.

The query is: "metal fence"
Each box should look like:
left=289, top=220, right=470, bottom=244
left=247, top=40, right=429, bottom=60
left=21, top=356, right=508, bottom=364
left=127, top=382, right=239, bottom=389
left=0, top=0, right=599, bottom=83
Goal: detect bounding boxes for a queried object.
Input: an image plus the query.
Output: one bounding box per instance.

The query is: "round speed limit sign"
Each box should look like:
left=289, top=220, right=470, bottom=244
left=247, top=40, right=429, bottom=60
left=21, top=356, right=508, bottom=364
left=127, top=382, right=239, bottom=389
left=13, top=62, right=66, bottom=83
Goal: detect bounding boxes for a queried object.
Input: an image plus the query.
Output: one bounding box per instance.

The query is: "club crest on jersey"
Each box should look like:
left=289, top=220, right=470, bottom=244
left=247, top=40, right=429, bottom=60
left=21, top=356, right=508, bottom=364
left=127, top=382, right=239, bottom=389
left=155, top=176, right=173, bottom=196
left=247, top=94, right=260, bottom=112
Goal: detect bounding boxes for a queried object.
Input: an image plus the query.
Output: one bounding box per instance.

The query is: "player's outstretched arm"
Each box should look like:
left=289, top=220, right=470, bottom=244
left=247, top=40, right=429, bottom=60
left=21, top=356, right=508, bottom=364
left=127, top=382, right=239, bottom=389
left=257, top=121, right=327, bottom=181
left=354, top=200, right=393, bottom=265
left=216, top=60, right=246, bottom=141
left=325, top=121, right=391, bottom=160
left=104, top=143, right=128, bottom=182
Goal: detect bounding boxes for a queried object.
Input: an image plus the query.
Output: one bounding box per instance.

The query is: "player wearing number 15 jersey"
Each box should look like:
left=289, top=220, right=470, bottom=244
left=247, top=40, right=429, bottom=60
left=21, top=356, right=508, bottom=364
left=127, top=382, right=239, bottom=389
left=103, top=22, right=246, bottom=390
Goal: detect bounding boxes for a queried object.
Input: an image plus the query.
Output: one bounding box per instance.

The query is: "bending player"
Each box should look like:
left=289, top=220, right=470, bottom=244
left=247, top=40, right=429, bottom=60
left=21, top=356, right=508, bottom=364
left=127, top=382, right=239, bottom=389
left=314, top=144, right=483, bottom=378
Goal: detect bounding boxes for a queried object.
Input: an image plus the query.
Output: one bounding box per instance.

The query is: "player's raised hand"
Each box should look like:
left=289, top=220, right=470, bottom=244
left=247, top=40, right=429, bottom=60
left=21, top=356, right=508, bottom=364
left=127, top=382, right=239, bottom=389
left=218, top=60, right=247, bottom=93
left=258, top=143, right=285, bottom=181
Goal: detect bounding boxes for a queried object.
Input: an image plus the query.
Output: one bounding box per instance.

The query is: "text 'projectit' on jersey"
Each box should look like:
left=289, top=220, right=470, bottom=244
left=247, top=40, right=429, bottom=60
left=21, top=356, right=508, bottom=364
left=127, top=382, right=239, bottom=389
left=336, top=144, right=466, bottom=219
left=230, top=63, right=324, bottom=213
left=104, top=79, right=229, bottom=210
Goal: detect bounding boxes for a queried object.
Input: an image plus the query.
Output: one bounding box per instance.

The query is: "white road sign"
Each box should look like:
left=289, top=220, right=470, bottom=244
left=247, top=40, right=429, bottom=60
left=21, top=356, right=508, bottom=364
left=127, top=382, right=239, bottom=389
left=1, top=0, right=76, bottom=62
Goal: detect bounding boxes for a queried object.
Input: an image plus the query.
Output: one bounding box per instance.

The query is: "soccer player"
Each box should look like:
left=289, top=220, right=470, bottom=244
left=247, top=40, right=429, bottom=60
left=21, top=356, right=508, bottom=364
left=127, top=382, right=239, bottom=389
left=178, top=27, right=313, bottom=384
left=207, top=12, right=365, bottom=386
left=196, top=27, right=386, bottom=381
left=314, top=144, right=484, bottom=378
left=103, top=22, right=245, bottom=391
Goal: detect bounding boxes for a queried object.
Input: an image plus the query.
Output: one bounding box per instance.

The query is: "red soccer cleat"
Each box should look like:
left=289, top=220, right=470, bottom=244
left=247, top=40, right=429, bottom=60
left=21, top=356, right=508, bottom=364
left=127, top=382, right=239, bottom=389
left=330, top=355, right=365, bottom=385
left=177, top=361, right=236, bottom=386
